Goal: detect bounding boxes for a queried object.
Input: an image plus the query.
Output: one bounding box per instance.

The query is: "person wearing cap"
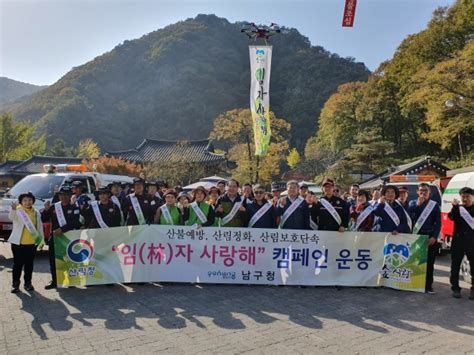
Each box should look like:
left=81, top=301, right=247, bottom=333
left=350, top=190, right=375, bottom=232
left=86, top=187, right=122, bottom=229
left=122, top=178, right=154, bottom=225
left=311, top=178, right=349, bottom=232
left=217, top=180, right=227, bottom=196
left=154, top=190, right=183, bottom=225
left=246, top=184, right=277, bottom=228
left=373, top=185, right=411, bottom=234
left=8, top=192, right=44, bottom=293
left=183, top=186, right=215, bottom=226
left=276, top=180, right=310, bottom=230
left=108, top=181, right=124, bottom=205
left=70, top=180, right=91, bottom=210
left=147, top=181, right=163, bottom=219
left=299, top=183, right=309, bottom=199
left=147, top=181, right=163, bottom=201
left=41, top=186, right=81, bottom=289
left=448, top=186, right=474, bottom=300
left=215, top=179, right=247, bottom=227
left=398, top=186, right=410, bottom=211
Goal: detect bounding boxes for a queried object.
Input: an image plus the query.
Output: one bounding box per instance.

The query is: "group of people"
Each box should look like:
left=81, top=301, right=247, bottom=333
left=7, top=176, right=474, bottom=299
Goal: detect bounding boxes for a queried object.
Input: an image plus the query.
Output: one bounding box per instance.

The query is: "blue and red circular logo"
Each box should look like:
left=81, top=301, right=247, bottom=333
left=67, top=239, right=94, bottom=263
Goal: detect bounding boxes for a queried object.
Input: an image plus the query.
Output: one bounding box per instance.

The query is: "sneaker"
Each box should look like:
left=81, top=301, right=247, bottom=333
left=469, top=289, right=474, bottom=300
left=24, top=284, right=35, bottom=292
left=452, top=289, right=461, bottom=299
left=44, top=282, right=57, bottom=290
left=425, top=287, right=437, bottom=294
left=11, top=285, right=20, bottom=294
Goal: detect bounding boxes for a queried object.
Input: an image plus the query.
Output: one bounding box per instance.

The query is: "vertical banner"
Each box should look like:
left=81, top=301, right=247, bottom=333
left=342, top=0, right=357, bottom=27
left=249, top=45, right=272, bottom=156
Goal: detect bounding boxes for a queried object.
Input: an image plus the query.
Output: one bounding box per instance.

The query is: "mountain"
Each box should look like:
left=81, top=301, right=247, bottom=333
left=0, top=77, right=47, bottom=105
left=1, top=14, right=369, bottom=151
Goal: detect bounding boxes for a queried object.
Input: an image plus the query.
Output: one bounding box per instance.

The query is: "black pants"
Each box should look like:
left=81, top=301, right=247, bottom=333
left=450, top=233, right=474, bottom=291
left=11, top=244, right=36, bottom=286
left=425, top=242, right=438, bottom=290
left=48, top=236, right=57, bottom=285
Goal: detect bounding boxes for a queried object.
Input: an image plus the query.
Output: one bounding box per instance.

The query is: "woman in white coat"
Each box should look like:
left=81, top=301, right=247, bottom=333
left=8, top=192, right=44, bottom=293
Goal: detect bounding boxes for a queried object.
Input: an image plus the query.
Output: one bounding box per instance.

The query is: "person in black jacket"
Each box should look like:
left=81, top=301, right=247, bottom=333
left=122, top=178, right=154, bottom=225
left=448, top=187, right=474, bottom=300
left=87, top=187, right=122, bottom=229
left=246, top=184, right=277, bottom=228
left=276, top=180, right=310, bottom=230
left=311, top=178, right=349, bottom=232
left=408, top=183, right=441, bottom=294
left=41, top=186, right=82, bottom=289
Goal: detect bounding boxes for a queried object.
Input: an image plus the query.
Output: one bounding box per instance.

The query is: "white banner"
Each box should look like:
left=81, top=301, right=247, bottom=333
left=55, top=226, right=428, bottom=292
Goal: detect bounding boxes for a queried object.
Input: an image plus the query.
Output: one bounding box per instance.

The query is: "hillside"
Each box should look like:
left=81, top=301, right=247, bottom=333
left=0, top=77, right=47, bottom=105
left=2, top=14, right=369, bottom=151
left=305, top=0, right=473, bottom=180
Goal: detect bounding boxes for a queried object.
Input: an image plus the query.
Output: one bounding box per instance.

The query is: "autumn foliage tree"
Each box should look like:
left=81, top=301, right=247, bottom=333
left=210, top=108, right=291, bottom=184
left=305, top=0, right=474, bottom=177
left=83, top=156, right=143, bottom=176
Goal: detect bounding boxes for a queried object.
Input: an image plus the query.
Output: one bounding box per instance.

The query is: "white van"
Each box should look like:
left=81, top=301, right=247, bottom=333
left=0, top=171, right=97, bottom=240
left=441, top=172, right=474, bottom=284
left=441, top=172, right=474, bottom=246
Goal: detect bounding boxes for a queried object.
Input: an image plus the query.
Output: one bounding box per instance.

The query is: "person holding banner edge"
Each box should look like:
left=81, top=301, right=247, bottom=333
left=448, top=187, right=474, bottom=300
left=8, top=192, right=44, bottom=293
left=41, top=186, right=82, bottom=290
left=408, top=182, right=441, bottom=294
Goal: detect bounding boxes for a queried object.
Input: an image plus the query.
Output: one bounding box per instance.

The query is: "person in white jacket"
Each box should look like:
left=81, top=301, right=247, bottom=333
left=8, top=192, right=44, bottom=293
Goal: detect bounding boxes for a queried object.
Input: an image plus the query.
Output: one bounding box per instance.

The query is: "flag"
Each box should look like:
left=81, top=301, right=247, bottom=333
left=249, top=45, right=272, bottom=156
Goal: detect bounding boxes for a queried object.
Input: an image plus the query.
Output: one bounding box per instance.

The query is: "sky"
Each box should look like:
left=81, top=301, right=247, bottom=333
left=0, top=0, right=455, bottom=86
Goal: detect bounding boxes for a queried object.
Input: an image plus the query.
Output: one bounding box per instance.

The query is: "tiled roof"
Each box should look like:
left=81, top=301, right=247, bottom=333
left=0, top=160, right=23, bottom=174
left=360, top=157, right=448, bottom=189
left=9, top=156, right=83, bottom=173
left=107, top=139, right=226, bottom=165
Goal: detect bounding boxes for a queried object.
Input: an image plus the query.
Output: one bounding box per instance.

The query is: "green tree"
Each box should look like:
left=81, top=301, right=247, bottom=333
left=0, top=113, right=46, bottom=161
left=210, top=108, right=291, bottom=184
left=345, top=129, right=395, bottom=176
left=47, top=138, right=77, bottom=157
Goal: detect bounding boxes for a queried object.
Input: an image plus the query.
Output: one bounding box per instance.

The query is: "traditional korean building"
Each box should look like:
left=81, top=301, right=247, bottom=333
left=359, top=156, right=449, bottom=189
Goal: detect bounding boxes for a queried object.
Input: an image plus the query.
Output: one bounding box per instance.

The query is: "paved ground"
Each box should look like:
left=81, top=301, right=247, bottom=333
left=0, top=242, right=472, bottom=354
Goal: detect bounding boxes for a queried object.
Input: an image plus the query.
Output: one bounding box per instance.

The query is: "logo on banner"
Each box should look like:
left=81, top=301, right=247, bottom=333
left=67, top=239, right=94, bottom=263
left=383, top=243, right=410, bottom=267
